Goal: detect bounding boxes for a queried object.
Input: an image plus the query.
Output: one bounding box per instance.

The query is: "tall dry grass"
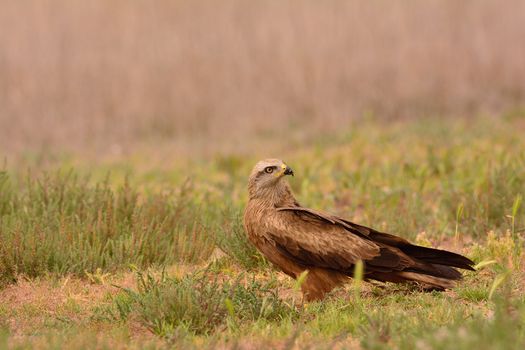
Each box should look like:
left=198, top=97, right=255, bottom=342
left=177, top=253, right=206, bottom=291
left=1, top=0, right=524, bottom=156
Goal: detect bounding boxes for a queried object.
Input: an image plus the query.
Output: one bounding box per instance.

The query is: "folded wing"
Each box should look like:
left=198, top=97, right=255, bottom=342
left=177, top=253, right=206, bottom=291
left=273, top=206, right=475, bottom=287
left=266, top=208, right=414, bottom=274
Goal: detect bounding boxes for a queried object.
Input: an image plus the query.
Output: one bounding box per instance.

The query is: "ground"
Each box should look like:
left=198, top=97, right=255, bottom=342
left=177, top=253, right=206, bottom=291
left=1, top=118, right=524, bottom=349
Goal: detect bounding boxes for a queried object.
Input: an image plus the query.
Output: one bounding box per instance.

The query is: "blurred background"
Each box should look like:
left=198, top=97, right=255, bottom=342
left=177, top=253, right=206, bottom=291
left=1, top=0, right=524, bottom=158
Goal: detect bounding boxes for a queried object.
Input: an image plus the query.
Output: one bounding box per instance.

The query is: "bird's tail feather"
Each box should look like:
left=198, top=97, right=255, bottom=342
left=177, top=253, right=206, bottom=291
left=400, top=244, right=475, bottom=271
left=366, top=270, right=457, bottom=290
left=367, top=230, right=475, bottom=271
left=408, top=262, right=463, bottom=280
left=396, top=271, right=456, bottom=290
left=365, top=244, right=474, bottom=289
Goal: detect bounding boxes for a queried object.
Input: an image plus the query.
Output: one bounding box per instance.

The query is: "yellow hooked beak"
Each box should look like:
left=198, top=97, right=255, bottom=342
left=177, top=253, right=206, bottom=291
left=275, top=163, right=294, bottom=177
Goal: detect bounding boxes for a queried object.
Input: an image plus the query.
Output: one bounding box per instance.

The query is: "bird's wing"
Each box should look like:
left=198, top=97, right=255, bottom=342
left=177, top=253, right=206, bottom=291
left=278, top=206, right=475, bottom=271
left=266, top=207, right=414, bottom=272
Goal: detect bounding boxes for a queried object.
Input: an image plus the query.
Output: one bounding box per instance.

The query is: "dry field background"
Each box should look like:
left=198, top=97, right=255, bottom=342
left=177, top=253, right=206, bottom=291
left=1, top=1, right=525, bottom=349
left=1, top=0, right=525, bottom=156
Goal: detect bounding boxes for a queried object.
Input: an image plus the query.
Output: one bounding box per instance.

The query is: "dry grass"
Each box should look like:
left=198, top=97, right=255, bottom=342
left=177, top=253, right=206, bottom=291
left=1, top=0, right=525, bottom=156
left=0, top=273, right=162, bottom=349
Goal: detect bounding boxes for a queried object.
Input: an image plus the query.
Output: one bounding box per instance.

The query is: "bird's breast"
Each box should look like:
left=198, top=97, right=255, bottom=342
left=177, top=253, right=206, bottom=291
left=243, top=201, right=275, bottom=243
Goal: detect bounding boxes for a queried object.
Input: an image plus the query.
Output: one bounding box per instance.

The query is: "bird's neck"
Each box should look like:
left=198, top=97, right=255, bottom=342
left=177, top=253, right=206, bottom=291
left=249, top=181, right=298, bottom=208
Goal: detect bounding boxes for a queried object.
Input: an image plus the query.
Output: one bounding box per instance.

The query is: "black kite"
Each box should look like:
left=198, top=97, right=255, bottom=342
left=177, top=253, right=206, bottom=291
left=243, top=159, right=475, bottom=301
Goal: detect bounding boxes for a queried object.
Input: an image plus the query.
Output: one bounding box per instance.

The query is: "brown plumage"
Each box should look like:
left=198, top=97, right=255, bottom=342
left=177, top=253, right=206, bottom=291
left=243, top=159, right=475, bottom=301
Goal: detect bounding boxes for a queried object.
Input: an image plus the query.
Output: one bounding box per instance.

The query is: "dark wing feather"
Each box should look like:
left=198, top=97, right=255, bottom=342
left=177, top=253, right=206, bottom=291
left=330, top=216, right=474, bottom=270
left=266, top=208, right=415, bottom=273
left=277, top=206, right=475, bottom=273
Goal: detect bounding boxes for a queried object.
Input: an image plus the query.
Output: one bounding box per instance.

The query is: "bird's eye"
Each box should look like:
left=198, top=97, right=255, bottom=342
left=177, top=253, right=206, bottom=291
left=264, top=166, right=274, bottom=174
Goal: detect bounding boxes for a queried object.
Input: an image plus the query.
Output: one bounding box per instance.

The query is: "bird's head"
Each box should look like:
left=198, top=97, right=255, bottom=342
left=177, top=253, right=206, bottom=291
left=248, top=158, right=294, bottom=201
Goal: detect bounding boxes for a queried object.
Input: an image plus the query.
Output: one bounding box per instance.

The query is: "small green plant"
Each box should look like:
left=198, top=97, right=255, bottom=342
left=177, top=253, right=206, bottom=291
left=84, top=268, right=111, bottom=285
left=105, top=269, right=297, bottom=336
left=353, top=260, right=364, bottom=302
left=509, top=194, right=523, bottom=258
left=455, top=202, right=464, bottom=243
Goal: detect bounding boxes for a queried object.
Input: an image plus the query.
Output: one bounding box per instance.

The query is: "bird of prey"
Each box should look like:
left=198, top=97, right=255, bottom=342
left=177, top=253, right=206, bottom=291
left=243, top=159, right=475, bottom=301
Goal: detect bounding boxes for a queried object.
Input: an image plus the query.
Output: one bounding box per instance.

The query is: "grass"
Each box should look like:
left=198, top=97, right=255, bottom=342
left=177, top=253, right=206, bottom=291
left=1, top=118, right=524, bottom=348
left=0, top=172, right=215, bottom=287
left=214, top=205, right=269, bottom=270
left=99, top=268, right=296, bottom=337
